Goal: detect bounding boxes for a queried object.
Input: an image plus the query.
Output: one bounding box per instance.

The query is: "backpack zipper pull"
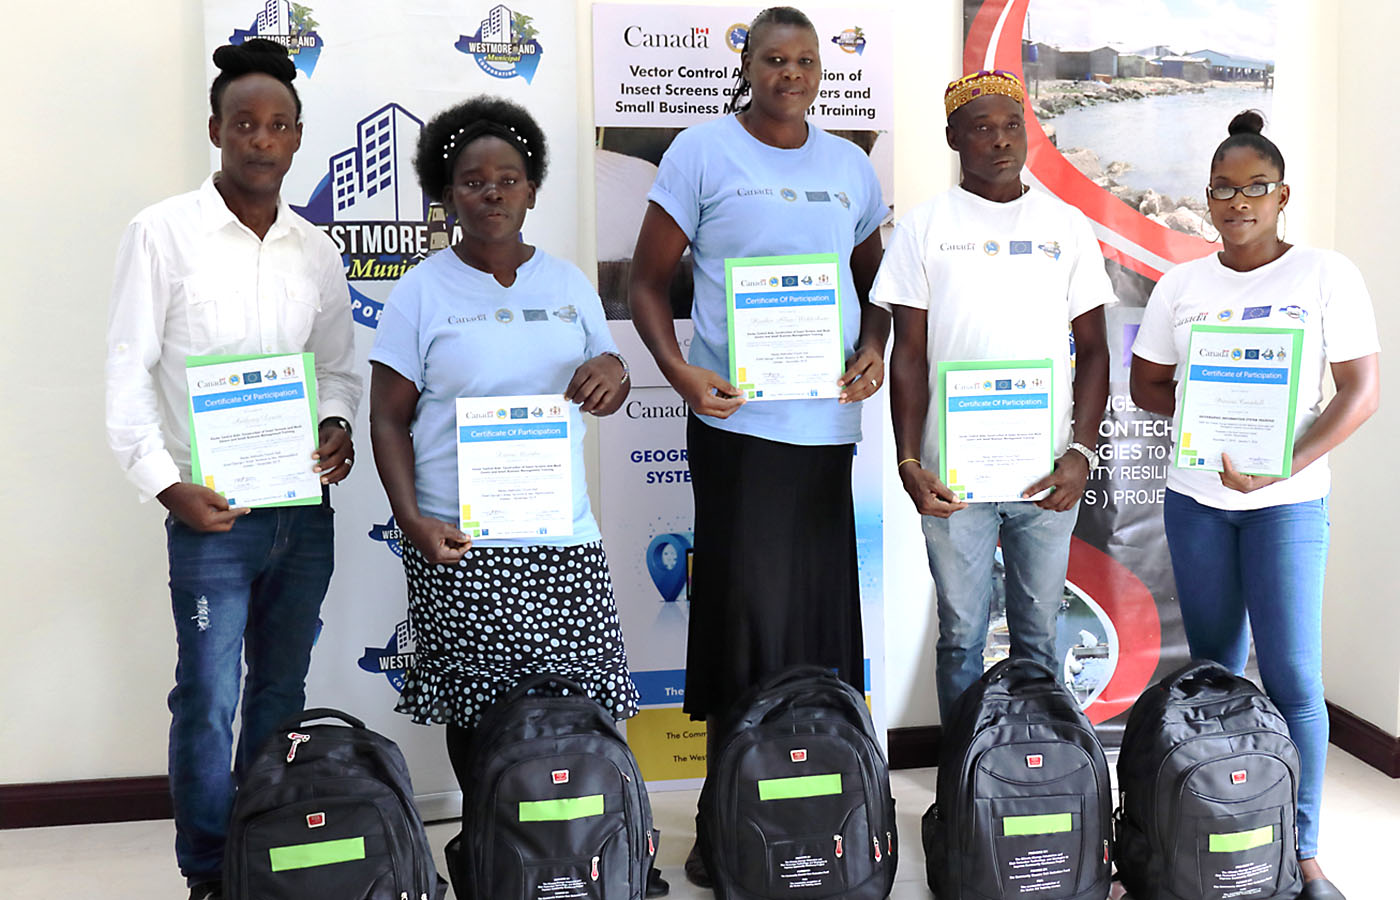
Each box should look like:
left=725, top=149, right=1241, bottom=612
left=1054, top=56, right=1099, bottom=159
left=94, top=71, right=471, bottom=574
left=286, top=732, right=311, bottom=763
left=872, top=835, right=882, bottom=862
left=1103, top=839, right=1109, bottom=864
left=648, top=833, right=656, bottom=856
left=887, top=831, right=894, bottom=856
left=834, top=834, right=843, bottom=858
left=591, top=855, right=600, bottom=880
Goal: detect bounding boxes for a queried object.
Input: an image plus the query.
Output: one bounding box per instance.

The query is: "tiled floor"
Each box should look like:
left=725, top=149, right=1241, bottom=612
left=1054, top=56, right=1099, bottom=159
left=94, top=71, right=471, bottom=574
left=4, top=750, right=1396, bottom=898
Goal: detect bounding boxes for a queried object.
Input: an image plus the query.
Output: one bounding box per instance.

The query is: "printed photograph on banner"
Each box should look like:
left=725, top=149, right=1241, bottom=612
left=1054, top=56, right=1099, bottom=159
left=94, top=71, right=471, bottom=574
left=962, top=0, right=1281, bottom=740
left=1015, top=0, right=1275, bottom=239
left=592, top=4, right=892, bottom=319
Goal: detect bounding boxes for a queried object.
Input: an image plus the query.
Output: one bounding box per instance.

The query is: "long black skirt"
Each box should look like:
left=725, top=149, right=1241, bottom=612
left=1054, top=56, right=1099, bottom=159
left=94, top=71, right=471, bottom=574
left=683, top=415, right=864, bottom=721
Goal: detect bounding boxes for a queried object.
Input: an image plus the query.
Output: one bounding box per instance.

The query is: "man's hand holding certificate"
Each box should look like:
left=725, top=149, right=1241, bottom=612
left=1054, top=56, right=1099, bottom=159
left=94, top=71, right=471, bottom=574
left=725, top=253, right=845, bottom=401
left=939, top=359, right=1056, bottom=503
left=456, top=395, right=574, bottom=539
left=1176, top=326, right=1304, bottom=478
left=186, top=353, right=322, bottom=508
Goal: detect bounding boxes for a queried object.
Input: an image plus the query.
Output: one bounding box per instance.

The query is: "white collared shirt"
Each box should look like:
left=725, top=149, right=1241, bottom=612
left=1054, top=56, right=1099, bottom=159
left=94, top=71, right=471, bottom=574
left=105, top=175, right=362, bottom=502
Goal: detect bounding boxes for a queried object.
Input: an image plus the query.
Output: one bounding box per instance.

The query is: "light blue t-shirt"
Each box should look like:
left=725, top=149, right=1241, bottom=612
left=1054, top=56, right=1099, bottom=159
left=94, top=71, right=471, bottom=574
left=648, top=114, right=888, bottom=445
left=369, top=248, right=618, bottom=546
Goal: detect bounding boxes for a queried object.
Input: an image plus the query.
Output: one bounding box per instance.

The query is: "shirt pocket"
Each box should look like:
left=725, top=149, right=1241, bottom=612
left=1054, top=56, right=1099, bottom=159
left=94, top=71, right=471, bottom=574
left=177, top=273, right=247, bottom=353
left=279, top=276, right=323, bottom=349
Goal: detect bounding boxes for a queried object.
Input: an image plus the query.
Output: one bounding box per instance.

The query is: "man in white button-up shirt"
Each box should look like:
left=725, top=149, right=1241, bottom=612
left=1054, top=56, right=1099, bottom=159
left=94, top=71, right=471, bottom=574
left=103, top=40, right=362, bottom=900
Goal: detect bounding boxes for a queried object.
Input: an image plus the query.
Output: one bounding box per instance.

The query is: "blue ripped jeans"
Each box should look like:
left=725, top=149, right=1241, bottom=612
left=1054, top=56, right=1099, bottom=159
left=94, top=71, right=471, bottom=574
left=1163, top=489, right=1330, bottom=859
left=166, top=503, right=334, bottom=884
left=922, top=500, right=1079, bottom=718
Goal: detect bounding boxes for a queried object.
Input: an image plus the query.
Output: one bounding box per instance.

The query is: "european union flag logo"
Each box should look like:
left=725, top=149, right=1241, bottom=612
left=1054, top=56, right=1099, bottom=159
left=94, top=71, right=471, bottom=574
left=242, top=371, right=262, bottom=384
left=1010, top=241, right=1032, bottom=255
left=781, top=275, right=799, bottom=287
left=995, top=379, right=1012, bottom=391
left=1245, top=349, right=1260, bottom=359
left=510, top=407, right=528, bottom=419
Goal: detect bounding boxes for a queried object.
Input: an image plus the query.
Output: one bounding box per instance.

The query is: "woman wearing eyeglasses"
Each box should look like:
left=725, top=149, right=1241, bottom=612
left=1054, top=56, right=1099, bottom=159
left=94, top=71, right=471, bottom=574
left=1130, top=111, right=1380, bottom=900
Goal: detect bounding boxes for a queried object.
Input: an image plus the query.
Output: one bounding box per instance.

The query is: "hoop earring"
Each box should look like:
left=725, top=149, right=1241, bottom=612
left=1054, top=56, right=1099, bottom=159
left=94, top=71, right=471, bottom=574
left=1277, top=208, right=1287, bottom=242
left=1204, top=216, right=1220, bottom=244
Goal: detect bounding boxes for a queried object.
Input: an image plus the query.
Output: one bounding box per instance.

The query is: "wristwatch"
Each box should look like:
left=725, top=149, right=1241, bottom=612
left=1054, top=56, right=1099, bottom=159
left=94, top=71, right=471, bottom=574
left=602, top=351, right=630, bottom=384
left=321, top=416, right=353, bottom=438
left=1067, top=441, right=1097, bottom=471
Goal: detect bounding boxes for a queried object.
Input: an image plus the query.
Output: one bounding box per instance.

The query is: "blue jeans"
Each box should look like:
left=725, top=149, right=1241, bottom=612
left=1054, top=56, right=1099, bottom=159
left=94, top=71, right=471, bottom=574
left=166, top=503, right=334, bottom=884
left=923, top=501, right=1079, bottom=718
left=1163, top=489, right=1329, bottom=859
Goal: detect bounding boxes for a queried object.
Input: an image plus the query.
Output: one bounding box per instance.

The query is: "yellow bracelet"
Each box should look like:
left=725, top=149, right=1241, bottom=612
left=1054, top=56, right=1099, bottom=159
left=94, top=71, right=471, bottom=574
left=897, top=458, right=921, bottom=468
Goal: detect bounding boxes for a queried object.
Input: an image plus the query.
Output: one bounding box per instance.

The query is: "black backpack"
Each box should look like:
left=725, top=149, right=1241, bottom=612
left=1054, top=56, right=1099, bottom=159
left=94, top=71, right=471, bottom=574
left=446, top=674, right=659, bottom=900
left=922, top=658, right=1112, bottom=900
left=1114, top=660, right=1302, bottom=900
left=223, top=707, right=447, bottom=900
left=697, top=665, right=898, bottom=900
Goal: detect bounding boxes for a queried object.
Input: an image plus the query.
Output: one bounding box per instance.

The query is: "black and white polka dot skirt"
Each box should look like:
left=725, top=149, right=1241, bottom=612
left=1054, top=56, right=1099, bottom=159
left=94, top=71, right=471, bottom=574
left=394, top=540, right=640, bottom=728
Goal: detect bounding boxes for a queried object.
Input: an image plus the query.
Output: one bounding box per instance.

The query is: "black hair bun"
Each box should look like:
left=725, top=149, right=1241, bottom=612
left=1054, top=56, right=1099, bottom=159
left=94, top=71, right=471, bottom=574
left=212, top=38, right=296, bottom=83
left=1227, top=109, right=1266, bottom=137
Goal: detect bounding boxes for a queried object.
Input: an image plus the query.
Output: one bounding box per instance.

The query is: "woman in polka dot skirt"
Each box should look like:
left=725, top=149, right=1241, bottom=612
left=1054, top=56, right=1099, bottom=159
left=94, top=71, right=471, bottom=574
left=368, top=96, right=640, bottom=774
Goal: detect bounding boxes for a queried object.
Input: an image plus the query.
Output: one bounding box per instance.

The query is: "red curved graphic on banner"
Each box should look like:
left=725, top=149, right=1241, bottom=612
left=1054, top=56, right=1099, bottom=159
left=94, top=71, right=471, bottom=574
left=1066, top=537, right=1160, bottom=724
left=963, top=0, right=1218, bottom=278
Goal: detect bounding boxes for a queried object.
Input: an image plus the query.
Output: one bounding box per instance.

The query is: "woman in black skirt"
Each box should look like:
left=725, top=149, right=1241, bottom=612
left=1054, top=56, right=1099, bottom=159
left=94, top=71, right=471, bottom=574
left=626, top=7, right=888, bottom=885
left=368, top=96, right=639, bottom=777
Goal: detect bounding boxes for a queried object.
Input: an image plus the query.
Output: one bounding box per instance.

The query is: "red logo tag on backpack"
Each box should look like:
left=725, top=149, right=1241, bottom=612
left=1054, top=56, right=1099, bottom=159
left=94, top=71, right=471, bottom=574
left=306, top=812, right=326, bottom=829
left=1026, top=754, right=1044, bottom=768
left=790, top=749, right=808, bottom=763
left=552, top=769, right=570, bottom=784
left=1232, top=770, right=1248, bottom=785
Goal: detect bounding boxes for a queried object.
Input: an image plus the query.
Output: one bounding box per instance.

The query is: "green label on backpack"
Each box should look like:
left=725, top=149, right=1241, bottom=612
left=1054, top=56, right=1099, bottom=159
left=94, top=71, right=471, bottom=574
left=757, top=773, right=842, bottom=800
left=1003, top=813, right=1073, bottom=836
left=1209, top=825, right=1275, bottom=853
left=268, top=836, right=366, bottom=871
left=519, top=794, right=605, bottom=822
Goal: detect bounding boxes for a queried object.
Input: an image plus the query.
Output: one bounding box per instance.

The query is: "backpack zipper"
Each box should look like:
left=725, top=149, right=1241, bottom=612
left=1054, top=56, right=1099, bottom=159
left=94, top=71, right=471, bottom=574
left=834, top=834, right=844, bottom=858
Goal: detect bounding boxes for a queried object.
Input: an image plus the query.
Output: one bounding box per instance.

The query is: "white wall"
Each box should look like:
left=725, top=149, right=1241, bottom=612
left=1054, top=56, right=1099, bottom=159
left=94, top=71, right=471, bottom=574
left=1322, top=1, right=1400, bottom=737
left=0, top=1, right=210, bottom=781
left=1, top=0, right=1394, bottom=788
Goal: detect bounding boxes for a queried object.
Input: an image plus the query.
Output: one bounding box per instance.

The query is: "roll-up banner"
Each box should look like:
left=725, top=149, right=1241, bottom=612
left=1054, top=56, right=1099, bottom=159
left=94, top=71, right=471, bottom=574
left=591, top=4, right=894, bottom=788
left=202, top=0, right=581, bottom=816
left=960, top=0, right=1278, bottom=741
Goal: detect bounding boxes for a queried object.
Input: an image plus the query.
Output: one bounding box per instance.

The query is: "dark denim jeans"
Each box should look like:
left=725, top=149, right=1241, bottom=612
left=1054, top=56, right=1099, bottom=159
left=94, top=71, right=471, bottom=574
left=1164, top=488, right=1330, bottom=858
left=165, top=503, right=334, bottom=884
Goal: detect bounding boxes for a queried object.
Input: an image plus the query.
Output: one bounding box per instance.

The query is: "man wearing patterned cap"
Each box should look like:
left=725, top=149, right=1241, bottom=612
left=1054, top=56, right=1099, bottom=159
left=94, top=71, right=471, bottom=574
left=871, top=70, right=1113, bottom=716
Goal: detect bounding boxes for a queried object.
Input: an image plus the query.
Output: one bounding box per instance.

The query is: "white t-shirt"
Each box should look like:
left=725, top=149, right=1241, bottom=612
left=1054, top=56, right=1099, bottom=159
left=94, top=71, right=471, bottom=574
left=1132, top=246, right=1380, bottom=510
left=870, top=185, right=1115, bottom=473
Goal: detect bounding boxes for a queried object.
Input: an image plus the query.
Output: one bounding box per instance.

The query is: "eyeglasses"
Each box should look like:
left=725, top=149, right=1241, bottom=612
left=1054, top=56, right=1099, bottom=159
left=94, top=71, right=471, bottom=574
left=1207, top=181, right=1283, bottom=201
